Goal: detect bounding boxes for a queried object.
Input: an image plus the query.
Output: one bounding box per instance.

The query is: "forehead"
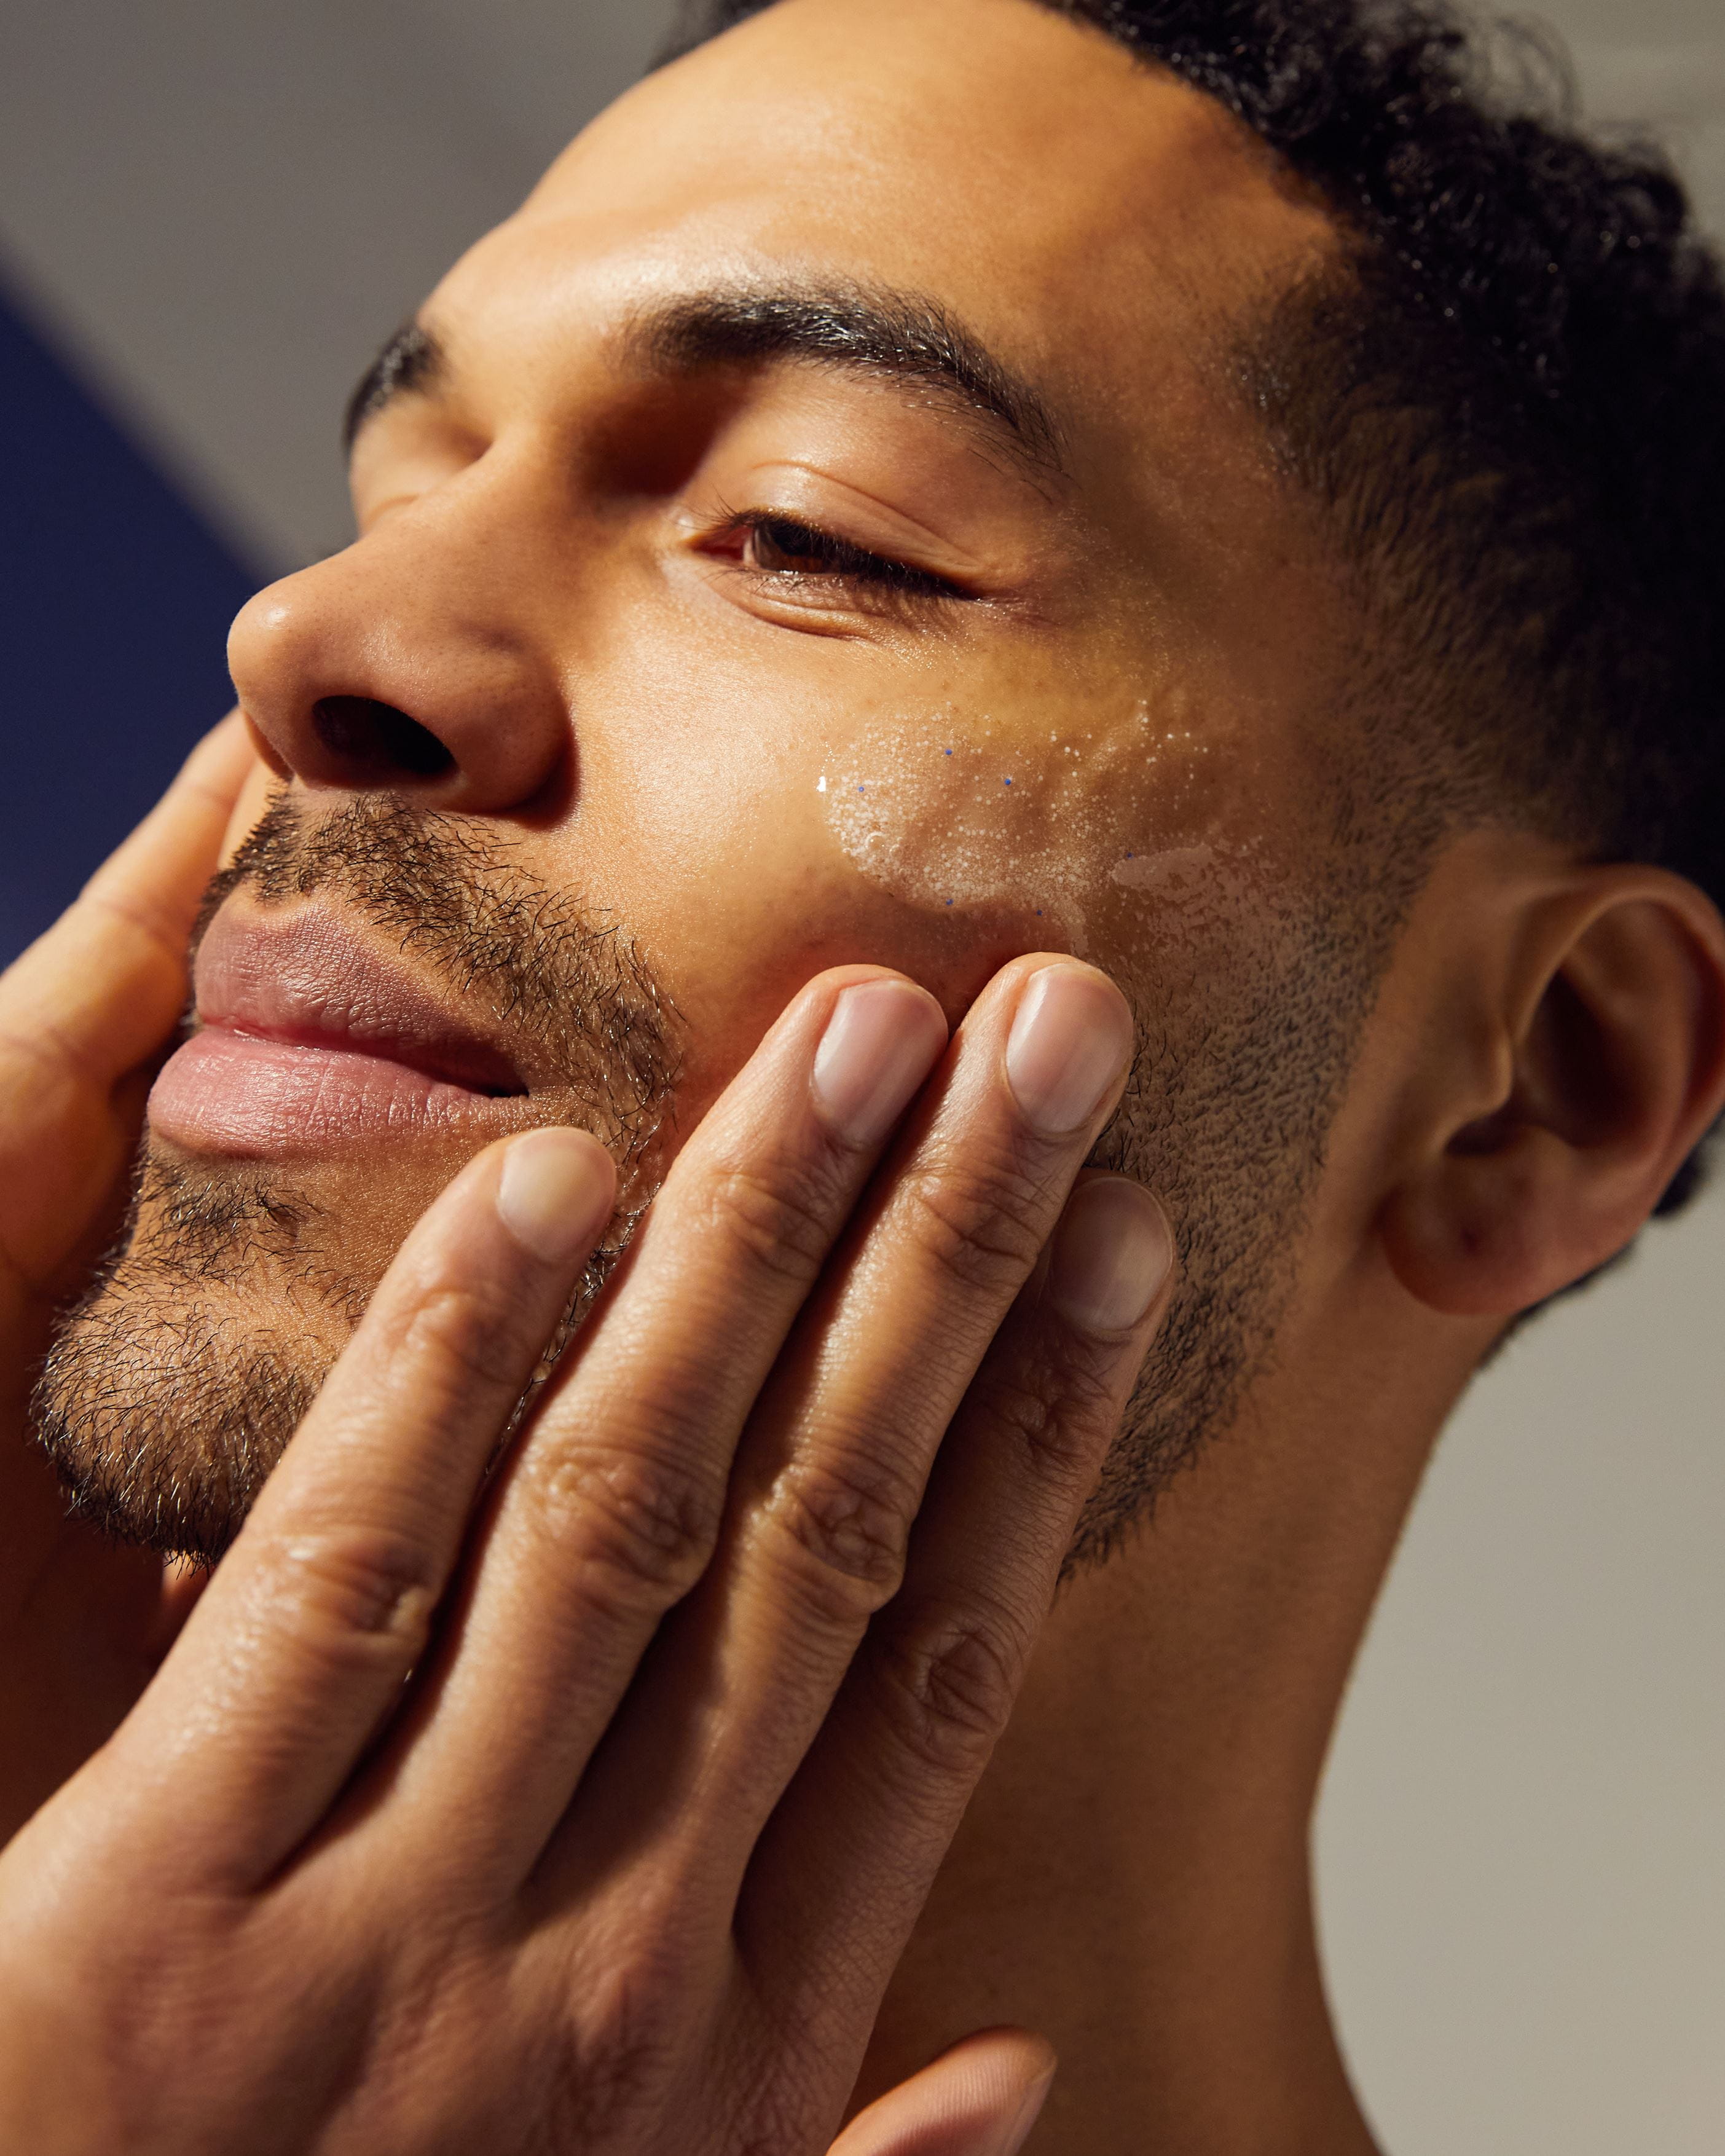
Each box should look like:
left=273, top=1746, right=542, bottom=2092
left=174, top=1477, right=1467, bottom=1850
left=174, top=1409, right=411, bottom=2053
left=434, top=0, right=1335, bottom=458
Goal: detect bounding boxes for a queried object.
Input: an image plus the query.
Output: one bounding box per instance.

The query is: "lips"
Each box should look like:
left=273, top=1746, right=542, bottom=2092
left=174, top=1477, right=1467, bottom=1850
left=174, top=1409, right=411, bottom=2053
left=148, top=903, right=533, bottom=1158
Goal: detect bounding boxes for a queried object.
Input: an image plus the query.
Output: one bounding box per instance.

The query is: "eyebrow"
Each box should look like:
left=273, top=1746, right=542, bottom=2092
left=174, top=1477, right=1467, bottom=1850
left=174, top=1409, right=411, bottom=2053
left=344, top=280, right=1067, bottom=479
left=344, top=320, right=444, bottom=453
left=622, top=282, right=1067, bottom=478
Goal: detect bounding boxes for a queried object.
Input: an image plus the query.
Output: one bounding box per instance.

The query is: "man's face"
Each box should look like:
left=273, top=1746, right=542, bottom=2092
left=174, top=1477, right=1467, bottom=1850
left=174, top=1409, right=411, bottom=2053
left=41, top=0, right=1377, bottom=1562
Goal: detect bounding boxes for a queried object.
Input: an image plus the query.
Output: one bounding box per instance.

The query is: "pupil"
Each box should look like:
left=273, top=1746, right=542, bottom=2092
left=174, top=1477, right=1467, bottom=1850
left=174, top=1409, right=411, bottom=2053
left=759, top=519, right=825, bottom=571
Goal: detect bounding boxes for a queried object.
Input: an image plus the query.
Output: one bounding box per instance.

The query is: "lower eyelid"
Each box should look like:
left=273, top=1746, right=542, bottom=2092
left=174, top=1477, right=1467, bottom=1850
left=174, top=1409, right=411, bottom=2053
left=729, top=569, right=945, bottom=628
left=762, top=555, right=948, bottom=600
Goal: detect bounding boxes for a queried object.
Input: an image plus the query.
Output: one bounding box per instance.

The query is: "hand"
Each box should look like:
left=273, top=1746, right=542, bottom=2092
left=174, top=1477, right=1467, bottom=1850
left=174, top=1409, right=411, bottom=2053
left=0, top=716, right=259, bottom=1829
left=0, top=954, right=1173, bottom=2153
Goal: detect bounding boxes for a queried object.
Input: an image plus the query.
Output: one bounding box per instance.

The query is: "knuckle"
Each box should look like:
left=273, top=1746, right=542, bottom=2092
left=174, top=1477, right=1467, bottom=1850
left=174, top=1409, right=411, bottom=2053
left=251, top=1524, right=439, bottom=1662
left=873, top=1596, right=1028, bottom=1779
left=897, top=1149, right=1049, bottom=1300
left=697, top=1150, right=847, bottom=1289
left=983, top=1345, right=1122, bottom=1488
left=556, top=1965, right=680, bottom=2146
left=761, top=1444, right=919, bottom=1624
left=517, top=1444, right=721, bottom=1617
left=395, top=1280, right=535, bottom=1396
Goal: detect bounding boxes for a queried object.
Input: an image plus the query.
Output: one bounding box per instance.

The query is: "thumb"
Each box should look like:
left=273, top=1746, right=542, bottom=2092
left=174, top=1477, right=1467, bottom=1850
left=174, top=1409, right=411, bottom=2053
left=827, top=2028, right=1056, bottom=2156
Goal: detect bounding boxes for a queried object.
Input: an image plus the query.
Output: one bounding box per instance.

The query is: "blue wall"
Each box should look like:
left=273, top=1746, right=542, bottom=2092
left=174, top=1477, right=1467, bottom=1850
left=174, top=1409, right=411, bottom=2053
left=0, top=281, right=264, bottom=966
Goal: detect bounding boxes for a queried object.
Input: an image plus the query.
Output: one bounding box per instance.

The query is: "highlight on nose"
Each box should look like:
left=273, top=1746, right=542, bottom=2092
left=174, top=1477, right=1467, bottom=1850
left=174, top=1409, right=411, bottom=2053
left=312, top=696, right=456, bottom=780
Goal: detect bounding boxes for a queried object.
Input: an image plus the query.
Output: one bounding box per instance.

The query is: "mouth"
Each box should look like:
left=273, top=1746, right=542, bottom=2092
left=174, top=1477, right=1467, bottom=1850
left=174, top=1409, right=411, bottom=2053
left=148, top=902, right=535, bottom=1158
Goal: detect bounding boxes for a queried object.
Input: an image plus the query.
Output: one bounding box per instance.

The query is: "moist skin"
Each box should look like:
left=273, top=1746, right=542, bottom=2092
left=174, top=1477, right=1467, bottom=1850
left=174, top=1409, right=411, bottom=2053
left=818, top=701, right=1258, bottom=959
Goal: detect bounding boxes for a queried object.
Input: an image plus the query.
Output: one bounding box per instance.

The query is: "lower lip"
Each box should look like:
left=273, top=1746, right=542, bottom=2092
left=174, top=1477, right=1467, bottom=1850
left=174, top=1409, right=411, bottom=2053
left=149, top=1029, right=513, bottom=1157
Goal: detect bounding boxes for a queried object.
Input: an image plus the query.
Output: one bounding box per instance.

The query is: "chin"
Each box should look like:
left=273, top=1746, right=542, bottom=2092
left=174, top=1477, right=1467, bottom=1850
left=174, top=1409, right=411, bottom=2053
left=33, top=1127, right=632, bottom=1567
left=31, top=1141, right=380, bottom=1565
left=34, top=1272, right=333, bottom=1568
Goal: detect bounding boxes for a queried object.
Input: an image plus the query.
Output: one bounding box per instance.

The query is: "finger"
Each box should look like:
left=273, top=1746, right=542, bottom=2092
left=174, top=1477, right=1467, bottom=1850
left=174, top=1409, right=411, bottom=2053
left=0, top=711, right=254, bottom=1087
left=85, top=1127, right=615, bottom=1885
left=0, top=715, right=256, bottom=1296
left=828, top=2031, right=1056, bottom=2156
left=744, top=1175, right=1173, bottom=2021
left=379, top=967, right=949, bottom=1872
left=556, top=959, right=1134, bottom=1905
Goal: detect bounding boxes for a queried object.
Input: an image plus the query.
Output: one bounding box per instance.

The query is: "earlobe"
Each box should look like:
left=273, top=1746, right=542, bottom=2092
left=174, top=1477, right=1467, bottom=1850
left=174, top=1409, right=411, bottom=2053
left=1383, top=1127, right=1593, bottom=1316
left=1381, top=871, right=1725, bottom=1320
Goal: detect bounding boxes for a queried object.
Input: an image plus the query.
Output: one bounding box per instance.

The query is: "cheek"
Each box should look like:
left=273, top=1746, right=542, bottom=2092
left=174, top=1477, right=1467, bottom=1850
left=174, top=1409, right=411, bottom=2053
left=565, top=620, right=1300, bottom=1099
left=817, top=693, right=1252, bottom=961
left=568, top=658, right=1015, bottom=1084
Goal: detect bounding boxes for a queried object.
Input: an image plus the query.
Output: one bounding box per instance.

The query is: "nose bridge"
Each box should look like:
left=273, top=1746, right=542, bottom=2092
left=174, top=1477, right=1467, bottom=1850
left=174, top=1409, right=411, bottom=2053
left=229, top=441, right=577, bottom=812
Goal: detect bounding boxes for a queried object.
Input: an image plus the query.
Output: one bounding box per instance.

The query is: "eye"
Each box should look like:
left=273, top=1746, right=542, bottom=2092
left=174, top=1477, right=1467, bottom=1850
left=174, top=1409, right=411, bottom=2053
left=730, top=514, right=963, bottom=601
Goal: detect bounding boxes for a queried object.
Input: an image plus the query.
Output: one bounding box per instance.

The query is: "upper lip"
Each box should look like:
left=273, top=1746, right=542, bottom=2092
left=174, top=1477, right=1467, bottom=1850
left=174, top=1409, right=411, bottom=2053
left=192, top=902, right=530, bottom=1096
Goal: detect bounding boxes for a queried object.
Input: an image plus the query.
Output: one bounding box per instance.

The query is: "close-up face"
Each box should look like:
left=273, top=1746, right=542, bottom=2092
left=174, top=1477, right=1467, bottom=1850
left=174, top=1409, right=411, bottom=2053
left=41, top=0, right=1398, bottom=1560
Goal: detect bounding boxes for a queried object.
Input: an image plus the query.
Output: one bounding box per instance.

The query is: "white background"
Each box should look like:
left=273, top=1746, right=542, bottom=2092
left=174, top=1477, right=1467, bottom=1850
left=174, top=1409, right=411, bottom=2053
left=2, top=4, right=1721, bottom=2147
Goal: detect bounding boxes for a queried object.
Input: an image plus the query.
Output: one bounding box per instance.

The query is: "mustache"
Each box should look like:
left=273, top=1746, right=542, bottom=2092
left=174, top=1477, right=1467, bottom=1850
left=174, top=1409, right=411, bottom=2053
left=195, top=789, right=682, bottom=1154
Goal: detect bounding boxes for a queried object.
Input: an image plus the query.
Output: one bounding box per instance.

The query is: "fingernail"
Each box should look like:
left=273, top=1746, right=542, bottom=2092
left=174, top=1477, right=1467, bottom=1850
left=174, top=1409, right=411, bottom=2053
left=1004, top=965, right=1134, bottom=1138
left=990, top=2066, right=1056, bottom=2156
left=495, top=1128, right=613, bottom=1263
left=1047, top=1178, right=1173, bottom=1332
left=812, top=978, right=947, bottom=1146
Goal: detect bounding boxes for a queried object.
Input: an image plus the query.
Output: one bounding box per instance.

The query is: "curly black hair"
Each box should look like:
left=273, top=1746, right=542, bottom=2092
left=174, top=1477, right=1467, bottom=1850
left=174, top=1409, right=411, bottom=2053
left=660, top=0, right=1725, bottom=1218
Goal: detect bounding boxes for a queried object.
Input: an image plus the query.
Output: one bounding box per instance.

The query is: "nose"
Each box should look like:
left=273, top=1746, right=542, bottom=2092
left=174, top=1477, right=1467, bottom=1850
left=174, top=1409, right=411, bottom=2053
left=229, top=465, right=573, bottom=814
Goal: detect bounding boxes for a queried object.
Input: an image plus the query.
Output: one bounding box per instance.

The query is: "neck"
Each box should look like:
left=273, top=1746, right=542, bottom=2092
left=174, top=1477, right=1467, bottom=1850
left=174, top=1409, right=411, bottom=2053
left=862, top=1303, right=1487, bottom=2152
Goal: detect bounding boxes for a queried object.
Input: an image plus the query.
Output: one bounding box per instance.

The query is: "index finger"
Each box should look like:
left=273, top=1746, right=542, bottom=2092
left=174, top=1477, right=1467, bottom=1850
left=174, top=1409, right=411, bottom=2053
left=90, top=1125, right=616, bottom=1887
left=0, top=711, right=256, bottom=1085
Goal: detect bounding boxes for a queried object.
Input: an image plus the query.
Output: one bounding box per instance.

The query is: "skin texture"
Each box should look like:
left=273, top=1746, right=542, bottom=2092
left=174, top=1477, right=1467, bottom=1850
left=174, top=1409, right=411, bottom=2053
left=3, top=739, right=1170, bottom=2152
left=45, top=0, right=1365, bottom=1558
left=8, top=1, right=1725, bottom=2150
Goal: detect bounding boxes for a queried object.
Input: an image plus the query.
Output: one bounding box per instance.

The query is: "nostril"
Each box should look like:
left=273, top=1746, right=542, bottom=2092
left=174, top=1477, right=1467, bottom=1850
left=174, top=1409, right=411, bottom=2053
left=312, top=696, right=455, bottom=779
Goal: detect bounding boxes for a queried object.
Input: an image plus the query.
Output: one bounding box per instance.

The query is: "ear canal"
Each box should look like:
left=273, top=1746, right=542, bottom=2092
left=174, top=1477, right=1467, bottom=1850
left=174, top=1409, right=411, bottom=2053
left=1444, top=971, right=1617, bottom=1164
left=1509, top=967, right=1622, bottom=1149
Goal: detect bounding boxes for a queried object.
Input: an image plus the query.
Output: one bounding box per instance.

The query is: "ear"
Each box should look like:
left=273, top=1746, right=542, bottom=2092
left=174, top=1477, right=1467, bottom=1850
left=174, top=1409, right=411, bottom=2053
left=1381, top=867, right=1725, bottom=1318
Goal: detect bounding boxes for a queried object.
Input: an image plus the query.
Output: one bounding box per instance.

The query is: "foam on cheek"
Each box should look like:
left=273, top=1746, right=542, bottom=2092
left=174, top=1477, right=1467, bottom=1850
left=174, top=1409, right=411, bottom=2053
left=819, top=706, right=1238, bottom=956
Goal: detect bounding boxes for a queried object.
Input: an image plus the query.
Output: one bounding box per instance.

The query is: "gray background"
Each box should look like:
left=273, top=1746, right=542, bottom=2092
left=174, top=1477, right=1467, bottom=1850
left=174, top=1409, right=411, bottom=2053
left=2, top=3, right=1720, bottom=2148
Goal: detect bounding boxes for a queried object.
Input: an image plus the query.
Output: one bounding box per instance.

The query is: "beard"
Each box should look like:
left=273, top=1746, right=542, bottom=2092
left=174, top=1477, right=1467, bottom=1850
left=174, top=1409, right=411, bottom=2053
left=1067, top=859, right=1396, bottom=1568
left=34, top=790, right=678, bottom=1565
left=34, top=785, right=1399, bottom=1575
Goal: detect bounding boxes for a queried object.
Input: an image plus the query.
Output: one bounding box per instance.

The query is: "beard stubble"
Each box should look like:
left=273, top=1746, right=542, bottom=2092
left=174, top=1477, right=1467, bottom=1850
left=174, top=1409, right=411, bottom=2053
left=34, top=787, right=1399, bottom=1572
left=34, top=791, right=680, bottom=1565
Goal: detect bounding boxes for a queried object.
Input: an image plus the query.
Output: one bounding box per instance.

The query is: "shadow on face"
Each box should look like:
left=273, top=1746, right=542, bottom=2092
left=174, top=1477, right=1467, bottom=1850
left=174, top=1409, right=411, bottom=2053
left=40, top=0, right=1388, bottom=1564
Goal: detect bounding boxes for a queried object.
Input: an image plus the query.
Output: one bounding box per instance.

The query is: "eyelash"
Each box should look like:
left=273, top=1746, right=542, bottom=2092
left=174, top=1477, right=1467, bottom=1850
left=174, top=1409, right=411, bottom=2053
left=717, top=511, right=964, bottom=603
